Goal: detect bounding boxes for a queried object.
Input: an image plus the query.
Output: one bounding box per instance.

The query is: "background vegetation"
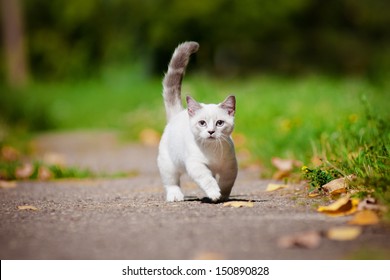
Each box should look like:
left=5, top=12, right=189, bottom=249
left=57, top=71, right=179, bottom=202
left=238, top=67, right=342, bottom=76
left=0, top=0, right=389, bottom=203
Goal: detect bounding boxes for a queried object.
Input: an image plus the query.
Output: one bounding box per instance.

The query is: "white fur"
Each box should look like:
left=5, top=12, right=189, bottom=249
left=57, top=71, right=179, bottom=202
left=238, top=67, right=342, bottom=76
left=157, top=99, right=238, bottom=202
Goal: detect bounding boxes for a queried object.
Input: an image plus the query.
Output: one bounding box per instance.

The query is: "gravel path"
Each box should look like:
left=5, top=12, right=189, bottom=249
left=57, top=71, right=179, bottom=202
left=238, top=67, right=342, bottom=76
left=1, top=131, right=389, bottom=259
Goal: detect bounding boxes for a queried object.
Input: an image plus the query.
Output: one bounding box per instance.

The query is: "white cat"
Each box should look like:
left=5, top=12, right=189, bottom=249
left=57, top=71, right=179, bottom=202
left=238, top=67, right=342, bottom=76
left=157, top=41, right=238, bottom=202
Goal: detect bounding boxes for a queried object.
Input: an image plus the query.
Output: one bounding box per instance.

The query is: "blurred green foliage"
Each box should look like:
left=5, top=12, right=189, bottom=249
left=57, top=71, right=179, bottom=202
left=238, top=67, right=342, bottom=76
left=1, top=0, right=389, bottom=81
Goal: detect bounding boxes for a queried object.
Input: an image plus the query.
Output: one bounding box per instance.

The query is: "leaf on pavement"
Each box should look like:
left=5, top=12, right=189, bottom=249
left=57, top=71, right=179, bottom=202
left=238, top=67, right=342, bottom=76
left=326, top=226, right=362, bottom=241
left=15, top=163, right=34, bottom=179
left=18, top=205, right=38, bottom=211
left=308, top=189, right=321, bottom=198
left=38, top=166, right=53, bottom=180
left=277, top=230, right=321, bottom=249
left=0, top=180, right=17, bottom=189
left=223, top=201, right=254, bottom=208
left=322, top=175, right=355, bottom=195
left=266, top=183, right=289, bottom=192
left=357, top=197, right=386, bottom=212
left=348, top=210, right=380, bottom=225
left=317, top=195, right=359, bottom=217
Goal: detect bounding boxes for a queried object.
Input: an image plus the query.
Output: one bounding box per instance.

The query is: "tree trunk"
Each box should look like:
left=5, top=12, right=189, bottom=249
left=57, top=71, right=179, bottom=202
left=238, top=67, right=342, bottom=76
left=1, top=0, right=29, bottom=88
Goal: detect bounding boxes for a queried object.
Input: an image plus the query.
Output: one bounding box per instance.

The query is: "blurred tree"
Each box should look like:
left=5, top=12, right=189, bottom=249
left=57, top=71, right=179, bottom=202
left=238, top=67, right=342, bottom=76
left=1, top=0, right=29, bottom=87
left=1, top=0, right=388, bottom=81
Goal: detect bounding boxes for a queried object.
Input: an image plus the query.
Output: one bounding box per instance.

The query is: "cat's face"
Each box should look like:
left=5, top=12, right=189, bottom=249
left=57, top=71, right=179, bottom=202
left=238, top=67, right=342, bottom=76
left=187, top=95, right=235, bottom=142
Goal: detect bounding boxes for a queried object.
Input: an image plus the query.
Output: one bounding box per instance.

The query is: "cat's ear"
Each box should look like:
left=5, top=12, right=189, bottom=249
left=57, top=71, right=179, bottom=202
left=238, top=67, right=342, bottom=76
left=186, top=95, right=202, bottom=117
left=220, top=95, right=236, bottom=116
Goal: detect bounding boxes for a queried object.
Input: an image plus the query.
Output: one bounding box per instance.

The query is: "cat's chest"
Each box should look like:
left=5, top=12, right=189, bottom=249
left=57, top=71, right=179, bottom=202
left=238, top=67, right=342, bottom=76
left=201, top=144, right=236, bottom=170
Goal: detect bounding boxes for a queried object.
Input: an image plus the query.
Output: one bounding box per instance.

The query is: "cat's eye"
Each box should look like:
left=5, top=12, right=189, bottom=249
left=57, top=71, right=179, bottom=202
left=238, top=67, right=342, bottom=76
left=216, top=120, right=225, bottom=127
left=198, top=120, right=207, bottom=127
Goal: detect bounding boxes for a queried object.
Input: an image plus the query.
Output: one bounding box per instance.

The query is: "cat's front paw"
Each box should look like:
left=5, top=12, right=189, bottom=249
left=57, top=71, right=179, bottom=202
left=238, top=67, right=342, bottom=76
left=206, top=188, right=221, bottom=202
left=166, top=186, right=185, bottom=202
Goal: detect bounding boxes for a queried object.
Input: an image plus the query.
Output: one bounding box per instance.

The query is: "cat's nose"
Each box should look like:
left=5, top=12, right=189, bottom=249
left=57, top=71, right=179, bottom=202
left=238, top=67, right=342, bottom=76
left=208, top=130, right=215, bottom=135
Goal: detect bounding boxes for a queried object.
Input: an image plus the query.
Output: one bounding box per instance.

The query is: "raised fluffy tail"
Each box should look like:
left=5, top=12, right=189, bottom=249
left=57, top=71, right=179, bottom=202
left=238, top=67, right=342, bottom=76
left=162, top=41, right=199, bottom=120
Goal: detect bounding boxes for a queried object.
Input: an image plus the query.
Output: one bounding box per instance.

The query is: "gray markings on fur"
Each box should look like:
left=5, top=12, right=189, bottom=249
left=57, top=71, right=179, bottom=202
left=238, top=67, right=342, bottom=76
left=162, top=42, right=199, bottom=120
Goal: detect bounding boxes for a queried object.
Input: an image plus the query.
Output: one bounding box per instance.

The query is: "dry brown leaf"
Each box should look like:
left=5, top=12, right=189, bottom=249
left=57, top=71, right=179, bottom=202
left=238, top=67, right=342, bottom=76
left=38, top=166, right=53, bottom=180
left=357, top=197, right=385, bottom=212
left=322, top=175, right=355, bottom=195
left=1, top=146, right=20, bottom=161
left=266, top=183, right=289, bottom=192
left=271, top=157, right=302, bottom=172
left=15, top=163, right=34, bottom=179
left=139, top=128, right=161, bottom=147
left=348, top=210, right=380, bottom=225
left=223, top=201, right=254, bottom=208
left=0, top=180, right=17, bottom=189
left=317, top=195, right=359, bottom=217
left=271, top=157, right=294, bottom=171
left=326, top=226, right=362, bottom=241
left=277, top=230, right=321, bottom=249
left=18, top=205, right=38, bottom=211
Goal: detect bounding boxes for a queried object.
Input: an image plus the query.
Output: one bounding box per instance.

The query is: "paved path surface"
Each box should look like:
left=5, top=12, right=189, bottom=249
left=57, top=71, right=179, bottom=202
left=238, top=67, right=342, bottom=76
left=1, top=131, right=389, bottom=259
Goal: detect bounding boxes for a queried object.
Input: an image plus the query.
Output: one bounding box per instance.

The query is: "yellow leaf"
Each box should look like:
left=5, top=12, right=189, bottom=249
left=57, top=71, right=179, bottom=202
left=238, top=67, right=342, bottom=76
left=266, top=183, right=289, bottom=192
left=348, top=210, right=380, bottom=225
left=223, top=201, right=254, bottom=208
left=317, top=195, right=359, bottom=217
left=308, top=189, right=321, bottom=198
left=18, top=205, right=38, bottom=211
left=0, top=180, right=17, bottom=189
left=326, top=226, right=362, bottom=241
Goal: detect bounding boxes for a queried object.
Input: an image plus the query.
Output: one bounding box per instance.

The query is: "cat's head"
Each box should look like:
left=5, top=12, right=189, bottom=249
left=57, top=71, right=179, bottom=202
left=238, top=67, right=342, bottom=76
left=186, top=95, right=235, bottom=142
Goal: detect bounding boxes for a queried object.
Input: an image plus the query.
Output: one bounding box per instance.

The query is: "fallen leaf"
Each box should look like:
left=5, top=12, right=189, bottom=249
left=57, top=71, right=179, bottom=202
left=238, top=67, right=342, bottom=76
left=322, top=175, right=355, bottom=195
left=266, top=183, right=289, bottom=192
left=1, top=146, right=20, bottom=161
left=139, top=128, right=161, bottom=147
left=15, top=163, right=34, bottom=179
left=317, top=195, right=359, bottom=217
left=271, top=157, right=301, bottom=172
left=277, top=230, right=321, bottom=249
left=38, top=166, right=53, bottom=180
left=348, top=210, right=380, bottom=225
left=357, top=197, right=385, bottom=212
left=326, top=226, right=362, bottom=241
left=0, top=180, right=17, bottom=189
left=272, top=170, right=290, bottom=180
left=223, top=201, right=254, bottom=208
left=18, top=205, right=38, bottom=211
left=308, top=189, right=321, bottom=198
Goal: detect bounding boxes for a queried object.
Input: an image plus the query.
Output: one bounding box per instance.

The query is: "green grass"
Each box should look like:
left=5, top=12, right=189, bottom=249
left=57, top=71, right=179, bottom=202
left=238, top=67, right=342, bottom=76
left=1, top=66, right=389, bottom=200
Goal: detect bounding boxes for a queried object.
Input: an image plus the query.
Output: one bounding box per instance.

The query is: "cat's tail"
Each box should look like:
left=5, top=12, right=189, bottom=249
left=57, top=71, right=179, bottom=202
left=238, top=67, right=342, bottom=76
left=162, top=41, right=199, bottom=121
